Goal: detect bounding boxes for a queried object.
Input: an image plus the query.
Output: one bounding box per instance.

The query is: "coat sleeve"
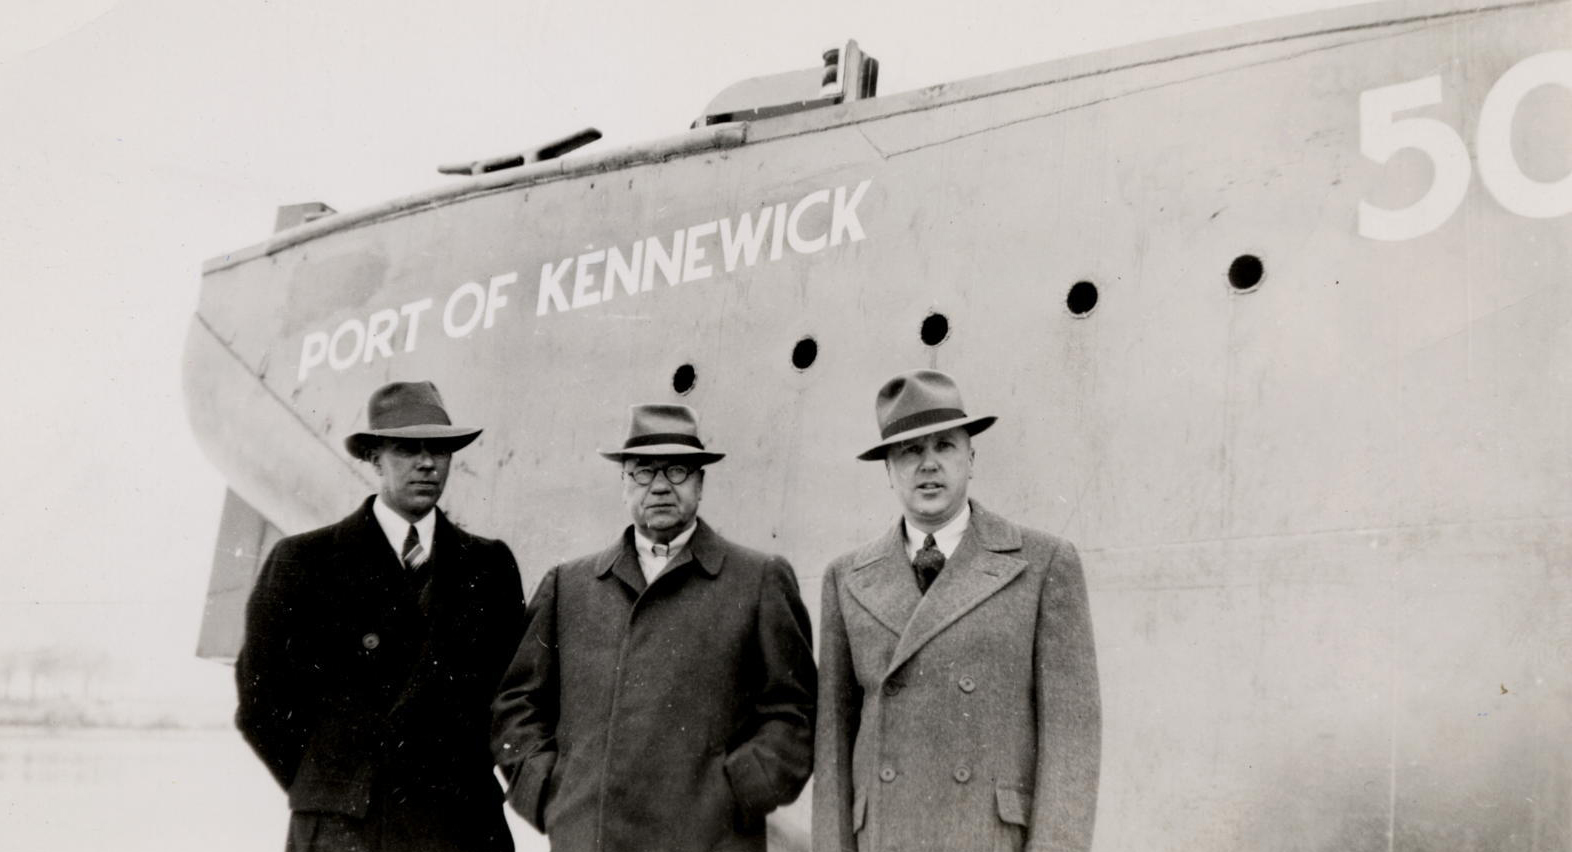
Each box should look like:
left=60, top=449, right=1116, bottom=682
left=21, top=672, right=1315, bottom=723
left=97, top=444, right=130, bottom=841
left=722, top=555, right=817, bottom=823
left=491, top=564, right=561, bottom=832
left=1028, top=540, right=1102, bottom=852
left=811, top=558, right=862, bottom=852
left=235, top=536, right=318, bottom=791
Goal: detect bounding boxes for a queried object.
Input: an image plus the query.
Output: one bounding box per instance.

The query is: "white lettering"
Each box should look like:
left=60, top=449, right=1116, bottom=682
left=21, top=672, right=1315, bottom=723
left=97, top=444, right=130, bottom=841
left=298, top=332, right=329, bottom=382
left=683, top=222, right=717, bottom=282
left=1477, top=50, right=1572, bottom=219
left=328, top=318, right=366, bottom=370
left=399, top=298, right=433, bottom=352
left=787, top=190, right=830, bottom=254
left=603, top=243, right=643, bottom=301
left=485, top=272, right=516, bottom=328
left=770, top=201, right=788, bottom=260
left=572, top=251, right=605, bottom=309
left=720, top=208, right=771, bottom=271
left=831, top=180, right=871, bottom=245
left=444, top=282, right=487, bottom=338
left=536, top=259, right=572, bottom=316
left=643, top=230, right=685, bottom=290
left=363, top=309, right=399, bottom=363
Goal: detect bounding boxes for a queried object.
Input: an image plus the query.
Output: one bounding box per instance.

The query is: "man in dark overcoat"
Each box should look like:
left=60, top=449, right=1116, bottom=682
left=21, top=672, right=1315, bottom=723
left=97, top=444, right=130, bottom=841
left=813, top=370, right=1102, bottom=852
left=236, top=381, right=527, bottom=852
left=491, top=403, right=816, bottom=852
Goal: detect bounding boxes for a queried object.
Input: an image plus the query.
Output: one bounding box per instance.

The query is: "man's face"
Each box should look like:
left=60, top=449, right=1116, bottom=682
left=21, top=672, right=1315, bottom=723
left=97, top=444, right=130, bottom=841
left=372, top=439, right=452, bottom=522
left=885, top=427, right=974, bottom=532
left=622, top=457, right=704, bottom=544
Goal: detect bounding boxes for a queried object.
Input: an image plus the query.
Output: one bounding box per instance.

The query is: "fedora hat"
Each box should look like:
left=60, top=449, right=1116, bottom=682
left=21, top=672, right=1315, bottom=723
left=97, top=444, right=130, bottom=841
left=344, top=381, right=482, bottom=460
left=857, top=369, right=996, bottom=461
left=599, top=403, right=725, bottom=465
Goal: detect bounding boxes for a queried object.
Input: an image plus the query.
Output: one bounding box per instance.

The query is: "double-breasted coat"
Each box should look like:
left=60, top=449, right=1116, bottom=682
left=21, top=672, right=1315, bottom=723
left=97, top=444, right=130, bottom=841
left=490, top=519, right=816, bottom=852
left=236, top=497, right=527, bottom=852
left=813, top=501, right=1101, bottom=852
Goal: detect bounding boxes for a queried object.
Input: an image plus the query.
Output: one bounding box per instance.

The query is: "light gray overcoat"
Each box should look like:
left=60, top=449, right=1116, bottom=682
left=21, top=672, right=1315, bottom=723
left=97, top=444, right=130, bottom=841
left=813, top=501, right=1101, bottom=852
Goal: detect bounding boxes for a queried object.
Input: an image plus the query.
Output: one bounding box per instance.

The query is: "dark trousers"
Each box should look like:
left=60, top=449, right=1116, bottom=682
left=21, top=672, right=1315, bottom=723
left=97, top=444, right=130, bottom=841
left=286, top=792, right=512, bottom=852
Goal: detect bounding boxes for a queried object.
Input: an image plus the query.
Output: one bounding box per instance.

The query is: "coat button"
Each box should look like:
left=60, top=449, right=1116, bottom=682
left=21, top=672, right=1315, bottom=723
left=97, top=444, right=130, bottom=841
left=957, top=676, right=976, bottom=693
left=879, top=767, right=897, bottom=782
left=361, top=632, right=380, bottom=650
left=882, top=681, right=902, bottom=697
left=953, top=765, right=972, bottom=783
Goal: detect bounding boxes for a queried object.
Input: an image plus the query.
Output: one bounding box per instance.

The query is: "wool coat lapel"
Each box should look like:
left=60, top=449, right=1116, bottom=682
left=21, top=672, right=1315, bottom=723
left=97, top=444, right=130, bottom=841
left=885, top=506, right=1027, bottom=676
left=845, top=502, right=1030, bottom=677
left=594, top=533, right=648, bottom=596
left=845, top=523, right=921, bottom=636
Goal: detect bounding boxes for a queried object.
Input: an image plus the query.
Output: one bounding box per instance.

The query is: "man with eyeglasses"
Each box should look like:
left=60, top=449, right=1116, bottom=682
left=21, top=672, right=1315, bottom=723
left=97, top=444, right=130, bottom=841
left=492, top=403, right=816, bottom=852
left=236, top=381, right=526, bottom=852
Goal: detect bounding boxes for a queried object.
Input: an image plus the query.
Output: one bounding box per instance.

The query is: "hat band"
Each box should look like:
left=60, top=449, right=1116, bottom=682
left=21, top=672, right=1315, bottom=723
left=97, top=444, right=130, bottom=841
left=624, top=432, right=706, bottom=450
left=880, top=407, right=967, bottom=440
left=370, top=402, right=453, bottom=430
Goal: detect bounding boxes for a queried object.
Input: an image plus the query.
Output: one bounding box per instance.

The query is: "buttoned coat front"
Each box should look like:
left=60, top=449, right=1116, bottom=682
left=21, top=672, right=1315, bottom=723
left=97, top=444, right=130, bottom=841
left=491, top=519, right=816, bottom=852
left=236, top=497, right=526, bottom=852
left=813, top=502, right=1101, bottom=852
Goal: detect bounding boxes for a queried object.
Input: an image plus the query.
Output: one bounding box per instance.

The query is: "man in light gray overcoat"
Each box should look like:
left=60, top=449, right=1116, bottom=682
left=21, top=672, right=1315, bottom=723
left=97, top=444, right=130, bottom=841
left=813, top=369, right=1101, bottom=852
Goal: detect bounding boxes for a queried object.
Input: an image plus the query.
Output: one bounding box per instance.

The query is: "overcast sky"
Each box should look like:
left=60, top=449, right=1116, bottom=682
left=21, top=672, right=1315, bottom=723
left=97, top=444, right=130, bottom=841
left=0, top=0, right=1364, bottom=719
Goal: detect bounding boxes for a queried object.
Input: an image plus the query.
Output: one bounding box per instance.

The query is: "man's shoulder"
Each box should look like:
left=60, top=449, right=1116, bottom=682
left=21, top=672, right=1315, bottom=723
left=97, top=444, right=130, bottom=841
left=700, top=524, right=787, bottom=571
left=970, top=503, right=1080, bottom=566
left=551, top=534, right=628, bottom=578
left=271, top=505, right=369, bottom=555
left=825, top=525, right=899, bottom=576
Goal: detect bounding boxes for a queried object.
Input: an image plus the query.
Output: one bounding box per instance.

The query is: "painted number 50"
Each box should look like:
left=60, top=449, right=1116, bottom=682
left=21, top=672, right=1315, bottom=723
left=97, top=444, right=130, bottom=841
left=1358, top=50, right=1572, bottom=241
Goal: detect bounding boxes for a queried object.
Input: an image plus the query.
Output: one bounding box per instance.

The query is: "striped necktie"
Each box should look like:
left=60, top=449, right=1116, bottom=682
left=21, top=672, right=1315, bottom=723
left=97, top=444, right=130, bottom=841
left=401, top=524, right=426, bottom=569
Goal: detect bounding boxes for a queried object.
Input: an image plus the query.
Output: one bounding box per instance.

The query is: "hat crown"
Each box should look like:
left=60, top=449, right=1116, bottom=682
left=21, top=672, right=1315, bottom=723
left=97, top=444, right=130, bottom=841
left=874, top=370, right=970, bottom=440
left=622, top=403, right=708, bottom=452
left=367, top=381, right=454, bottom=430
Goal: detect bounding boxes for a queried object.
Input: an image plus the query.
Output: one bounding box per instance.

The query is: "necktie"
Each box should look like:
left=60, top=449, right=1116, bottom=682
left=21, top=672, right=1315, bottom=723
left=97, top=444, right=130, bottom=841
left=401, top=524, right=425, bottom=568
left=913, top=534, right=945, bottom=594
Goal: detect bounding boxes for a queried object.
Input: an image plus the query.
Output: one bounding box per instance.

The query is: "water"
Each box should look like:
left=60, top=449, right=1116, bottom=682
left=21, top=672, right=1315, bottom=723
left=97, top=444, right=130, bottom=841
left=0, top=726, right=546, bottom=851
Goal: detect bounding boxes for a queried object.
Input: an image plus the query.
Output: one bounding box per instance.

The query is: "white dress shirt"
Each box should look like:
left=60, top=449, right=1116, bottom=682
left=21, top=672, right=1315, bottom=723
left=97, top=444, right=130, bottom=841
left=903, top=501, right=971, bottom=562
left=633, top=521, right=698, bottom=584
left=373, top=496, right=436, bottom=568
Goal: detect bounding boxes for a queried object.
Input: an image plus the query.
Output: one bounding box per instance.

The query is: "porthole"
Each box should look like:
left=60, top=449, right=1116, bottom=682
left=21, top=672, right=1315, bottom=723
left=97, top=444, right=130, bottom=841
left=1229, top=254, right=1264, bottom=291
left=672, top=363, right=696, bottom=394
left=1066, top=281, right=1098, bottom=316
left=920, top=313, right=950, bottom=346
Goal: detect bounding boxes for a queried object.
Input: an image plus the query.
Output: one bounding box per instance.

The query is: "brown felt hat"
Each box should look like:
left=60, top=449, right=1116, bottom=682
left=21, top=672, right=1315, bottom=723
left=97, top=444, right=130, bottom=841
left=858, top=370, right=996, bottom=461
left=344, top=381, right=482, bottom=461
left=598, top=403, right=725, bottom=465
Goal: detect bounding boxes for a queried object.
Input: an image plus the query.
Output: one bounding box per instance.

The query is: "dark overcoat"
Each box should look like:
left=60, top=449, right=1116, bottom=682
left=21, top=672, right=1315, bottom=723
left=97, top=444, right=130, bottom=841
left=491, top=519, right=816, bottom=852
left=236, top=496, right=527, bottom=852
left=813, top=501, right=1101, bottom=852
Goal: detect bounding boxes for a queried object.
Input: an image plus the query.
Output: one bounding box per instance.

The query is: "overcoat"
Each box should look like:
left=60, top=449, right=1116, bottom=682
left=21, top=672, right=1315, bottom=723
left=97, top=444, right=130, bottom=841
left=813, top=501, right=1101, bottom=852
left=236, top=496, right=527, bottom=852
left=491, top=519, right=816, bottom=852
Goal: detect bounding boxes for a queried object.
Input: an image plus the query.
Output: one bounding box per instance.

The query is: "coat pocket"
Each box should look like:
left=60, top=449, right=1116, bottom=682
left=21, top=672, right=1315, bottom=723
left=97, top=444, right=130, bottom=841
left=993, top=785, right=1031, bottom=852
left=507, top=749, right=557, bottom=833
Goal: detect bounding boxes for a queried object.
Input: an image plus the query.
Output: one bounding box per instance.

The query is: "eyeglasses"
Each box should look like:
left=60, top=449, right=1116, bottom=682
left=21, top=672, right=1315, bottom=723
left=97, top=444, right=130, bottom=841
left=624, top=464, right=694, bottom=485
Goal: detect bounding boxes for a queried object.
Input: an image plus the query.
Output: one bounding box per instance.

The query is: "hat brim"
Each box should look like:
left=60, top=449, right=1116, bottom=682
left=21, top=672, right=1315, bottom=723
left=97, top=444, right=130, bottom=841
left=857, top=415, right=996, bottom=461
left=346, top=426, right=482, bottom=460
left=599, top=444, right=726, bottom=465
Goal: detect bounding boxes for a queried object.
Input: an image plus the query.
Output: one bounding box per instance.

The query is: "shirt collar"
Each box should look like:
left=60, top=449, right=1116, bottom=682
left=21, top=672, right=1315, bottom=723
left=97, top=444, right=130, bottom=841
left=372, top=495, right=436, bottom=562
left=634, top=520, right=697, bottom=564
left=904, top=501, right=970, bottom=561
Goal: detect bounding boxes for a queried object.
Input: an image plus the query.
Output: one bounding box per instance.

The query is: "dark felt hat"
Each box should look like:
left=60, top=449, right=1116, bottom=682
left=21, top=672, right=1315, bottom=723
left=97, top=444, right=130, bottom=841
left=858, top=369, right=996, bottom=461
left=344, top=381, right=482, bottom=461
left=598, top=403, right=725, bottom=465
